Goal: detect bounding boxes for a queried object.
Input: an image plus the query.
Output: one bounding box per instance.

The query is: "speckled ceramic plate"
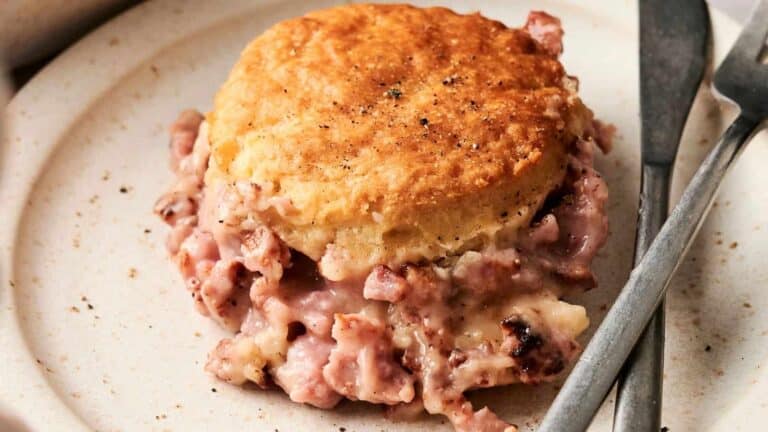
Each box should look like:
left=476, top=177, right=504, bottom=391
left=1, top=1, right=766, bottom=431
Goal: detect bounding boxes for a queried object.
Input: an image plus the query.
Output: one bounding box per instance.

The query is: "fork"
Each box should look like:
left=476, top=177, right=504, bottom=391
left=538, top=1, right=768, bottom=431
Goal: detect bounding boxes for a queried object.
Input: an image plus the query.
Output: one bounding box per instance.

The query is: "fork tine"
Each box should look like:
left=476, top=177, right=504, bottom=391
left=728, top=0, right=768, bottom=62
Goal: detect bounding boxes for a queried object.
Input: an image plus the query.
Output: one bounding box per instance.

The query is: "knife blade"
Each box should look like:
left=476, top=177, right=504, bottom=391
left=614, top=1, right=709, bottom=431
left=536, top=1, right=710, bottom=431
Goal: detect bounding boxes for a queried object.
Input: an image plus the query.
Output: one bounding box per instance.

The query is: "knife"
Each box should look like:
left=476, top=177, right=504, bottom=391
left=536, top=1, right=710, bottom=431
left=614, top=2, right=709, bottom=430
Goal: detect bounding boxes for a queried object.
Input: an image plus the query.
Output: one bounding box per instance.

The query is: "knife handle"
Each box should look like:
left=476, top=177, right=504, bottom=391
left=614, top=163, right=672, bottom=432
left=537, top=113, right=763, bottom=432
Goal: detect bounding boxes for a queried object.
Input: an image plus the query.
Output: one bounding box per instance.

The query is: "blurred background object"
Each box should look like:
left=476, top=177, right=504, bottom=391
left=1, top=69, right=8, bottom=108
left=1, top=0, right=140, bottom=83
left=0, top=402, right=31, bottom=432
left=1, top=60, right=9, bottom=131
left=0, top=0, right=753, bottom=94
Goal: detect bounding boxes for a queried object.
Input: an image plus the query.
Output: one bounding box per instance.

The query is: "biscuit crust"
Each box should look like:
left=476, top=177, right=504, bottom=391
left=206, top=4, right=595, bottom=278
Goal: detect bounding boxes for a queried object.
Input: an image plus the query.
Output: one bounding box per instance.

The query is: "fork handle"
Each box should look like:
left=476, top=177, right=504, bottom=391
left=538, top=112, right=764, bottom=432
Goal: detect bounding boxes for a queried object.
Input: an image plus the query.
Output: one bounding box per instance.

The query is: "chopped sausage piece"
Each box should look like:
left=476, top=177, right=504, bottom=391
left=323, top=314, right=415, bottom=405
left=524, top=11, right=564, bottom=57
left=169, top=109, right=204, bottom=171
left=363, top=266, right=409, bottom=302
left=274, top=335, right=343, bottom=409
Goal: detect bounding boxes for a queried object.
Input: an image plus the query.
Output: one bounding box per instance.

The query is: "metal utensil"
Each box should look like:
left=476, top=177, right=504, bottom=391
left=614, top=1, right=709, bottom=430
left=538, top=1, right=768, bottom=430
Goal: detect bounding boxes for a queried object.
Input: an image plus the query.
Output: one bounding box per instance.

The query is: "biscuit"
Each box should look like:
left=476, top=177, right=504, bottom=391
left=206, top=4, right=595, bottom=279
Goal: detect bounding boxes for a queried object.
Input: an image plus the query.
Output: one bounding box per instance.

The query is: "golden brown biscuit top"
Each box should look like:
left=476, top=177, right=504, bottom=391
left=206, top=4, right=594, bottom=279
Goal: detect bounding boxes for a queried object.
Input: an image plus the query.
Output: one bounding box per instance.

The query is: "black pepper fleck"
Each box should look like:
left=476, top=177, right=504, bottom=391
left=119, top=186, right=128, bottom=193
left=705, top=345, right=711, bottom=352
left=386, top=88, right=402, bottom=99
left=419, top=118, right=429, bottom=126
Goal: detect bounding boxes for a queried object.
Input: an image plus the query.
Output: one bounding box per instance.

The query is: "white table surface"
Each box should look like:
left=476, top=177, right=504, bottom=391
left=710, top=0, right=754, bottom=22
